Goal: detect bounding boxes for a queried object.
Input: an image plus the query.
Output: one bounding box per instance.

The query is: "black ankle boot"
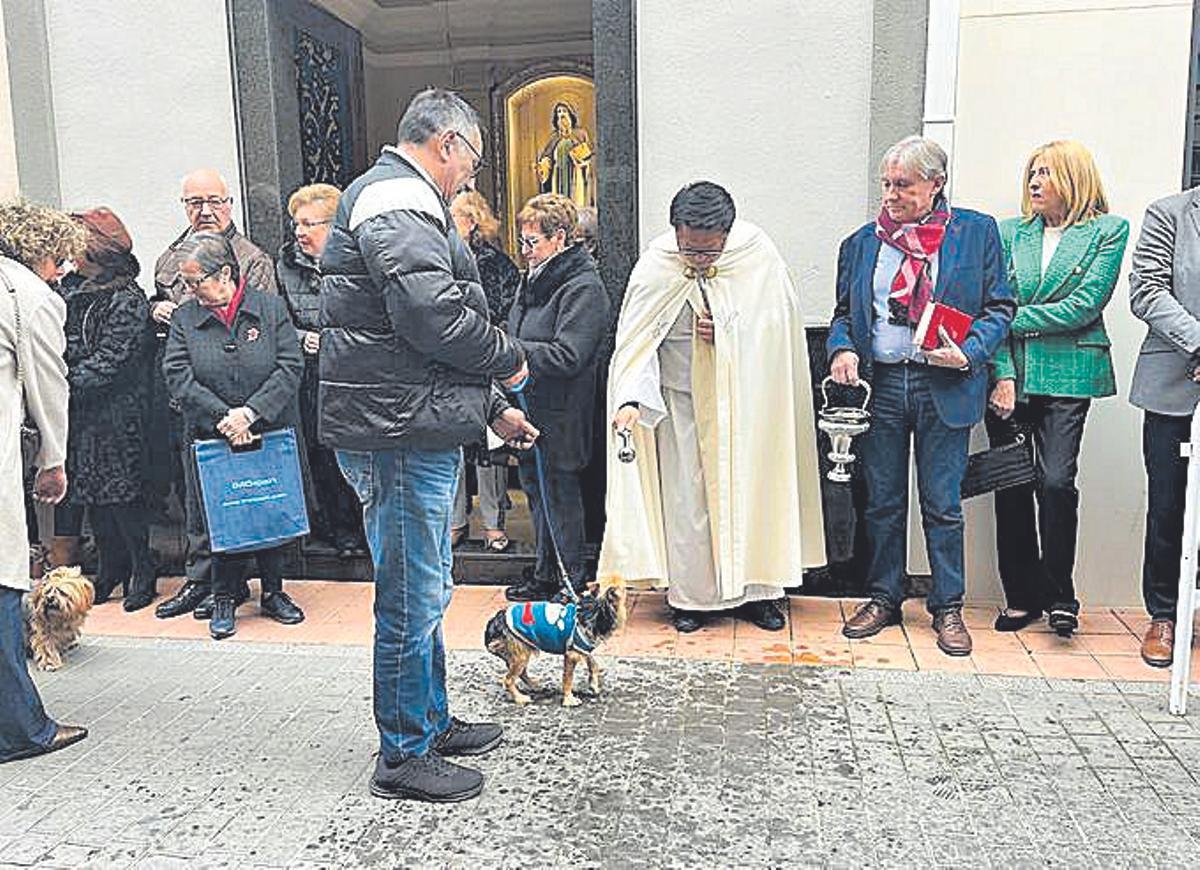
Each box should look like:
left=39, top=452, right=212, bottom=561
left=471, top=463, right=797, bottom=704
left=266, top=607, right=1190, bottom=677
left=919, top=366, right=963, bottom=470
left=122, top=573, right=157, bottom=612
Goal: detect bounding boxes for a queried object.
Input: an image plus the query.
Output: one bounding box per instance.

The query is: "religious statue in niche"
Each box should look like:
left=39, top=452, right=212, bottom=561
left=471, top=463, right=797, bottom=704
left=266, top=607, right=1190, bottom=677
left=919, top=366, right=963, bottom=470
left=535, top=100, right=595, bottom=207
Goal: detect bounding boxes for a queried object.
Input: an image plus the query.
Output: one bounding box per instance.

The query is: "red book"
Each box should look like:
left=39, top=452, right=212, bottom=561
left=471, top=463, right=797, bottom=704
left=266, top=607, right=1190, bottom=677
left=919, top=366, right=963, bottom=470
left=912, top=301, right=973, bottom=351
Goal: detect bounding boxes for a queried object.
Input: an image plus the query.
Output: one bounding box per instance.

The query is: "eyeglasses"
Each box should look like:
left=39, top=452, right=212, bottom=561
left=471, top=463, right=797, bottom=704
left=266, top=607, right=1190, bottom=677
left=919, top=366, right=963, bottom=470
left=295, top=218, right=332, bottom=230
left=178, top=268, right=222, bottom=290
left=519, top=235, right=545, bottom=250
left=451, top=131, right=487, bottom=177
left=182, top=196, right=232, bottom=211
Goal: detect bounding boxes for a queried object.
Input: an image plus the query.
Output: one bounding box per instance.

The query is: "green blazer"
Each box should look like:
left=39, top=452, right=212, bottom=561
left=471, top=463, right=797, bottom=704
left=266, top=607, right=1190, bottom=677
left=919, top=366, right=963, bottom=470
left=992, top=213, right=1128, bottom=399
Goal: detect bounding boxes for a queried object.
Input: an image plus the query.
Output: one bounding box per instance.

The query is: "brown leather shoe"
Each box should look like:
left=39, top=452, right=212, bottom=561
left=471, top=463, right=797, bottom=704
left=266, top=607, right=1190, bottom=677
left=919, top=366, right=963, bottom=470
left=933, top=607, right=973, bottom=656
left=1140, top=619, right=1174, bottom=668
left=842, top=599, right=900, bottom=639
left=2, top=724, right=88, bottom=763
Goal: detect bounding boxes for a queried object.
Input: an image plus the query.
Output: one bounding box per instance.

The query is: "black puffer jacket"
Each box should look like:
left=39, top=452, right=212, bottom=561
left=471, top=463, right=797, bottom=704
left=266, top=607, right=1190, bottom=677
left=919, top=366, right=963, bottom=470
left=318, top=148, right=522, bottom=450
left=508, top=244, right=609, bottom=470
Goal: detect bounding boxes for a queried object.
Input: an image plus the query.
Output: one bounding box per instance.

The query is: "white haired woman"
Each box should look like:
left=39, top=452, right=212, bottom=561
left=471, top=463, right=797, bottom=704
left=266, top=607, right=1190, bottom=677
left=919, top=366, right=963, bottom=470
left=828, top=135, right=1016, bottom=656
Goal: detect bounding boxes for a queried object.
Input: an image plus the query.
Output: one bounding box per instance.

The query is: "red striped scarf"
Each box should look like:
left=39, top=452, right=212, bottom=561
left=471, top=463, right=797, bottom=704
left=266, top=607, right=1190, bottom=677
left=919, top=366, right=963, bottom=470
left=875, top=205, right=950, bottom=325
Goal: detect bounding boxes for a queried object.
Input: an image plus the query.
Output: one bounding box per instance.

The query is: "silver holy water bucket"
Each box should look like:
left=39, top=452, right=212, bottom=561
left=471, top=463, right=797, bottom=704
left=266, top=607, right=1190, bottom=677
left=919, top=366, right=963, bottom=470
left=817, top=376, right=872, bottom=483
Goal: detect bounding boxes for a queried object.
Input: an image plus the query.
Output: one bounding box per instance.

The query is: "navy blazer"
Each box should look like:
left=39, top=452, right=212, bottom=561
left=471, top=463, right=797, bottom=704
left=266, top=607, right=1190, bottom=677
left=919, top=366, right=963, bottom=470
left=826, top=208, right=1016, bottom=429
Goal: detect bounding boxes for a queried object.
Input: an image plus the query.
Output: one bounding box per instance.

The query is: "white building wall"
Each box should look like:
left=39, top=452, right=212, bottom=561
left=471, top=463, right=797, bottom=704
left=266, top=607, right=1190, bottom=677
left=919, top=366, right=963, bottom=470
left=635, top=0, right=875, bottom=323
left=0, top=3, right=18, bottom=200
left=41, top=0, right=243, bottom=271
left=949, top=0, right=1193, bottom=606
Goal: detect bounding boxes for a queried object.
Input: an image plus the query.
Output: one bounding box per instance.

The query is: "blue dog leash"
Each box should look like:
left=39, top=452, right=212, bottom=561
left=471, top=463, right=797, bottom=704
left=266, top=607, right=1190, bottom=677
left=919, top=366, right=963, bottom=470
left=510, top=386, right=580, bottom=605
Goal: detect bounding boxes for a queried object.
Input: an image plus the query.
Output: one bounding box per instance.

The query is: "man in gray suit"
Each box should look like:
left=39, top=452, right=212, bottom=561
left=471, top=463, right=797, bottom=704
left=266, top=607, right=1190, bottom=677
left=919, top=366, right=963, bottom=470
left=1129, top=186, right=1200, bottom=667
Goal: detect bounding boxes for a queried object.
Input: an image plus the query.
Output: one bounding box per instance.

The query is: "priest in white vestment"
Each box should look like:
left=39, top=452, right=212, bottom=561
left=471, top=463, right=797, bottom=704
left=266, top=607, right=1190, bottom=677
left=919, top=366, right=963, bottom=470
left=598, top=182, right=825, bottom=633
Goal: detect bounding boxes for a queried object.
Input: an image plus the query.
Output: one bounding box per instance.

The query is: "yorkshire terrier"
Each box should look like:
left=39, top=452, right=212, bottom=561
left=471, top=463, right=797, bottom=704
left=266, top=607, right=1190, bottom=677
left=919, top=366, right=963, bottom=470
left=485, top=584, right=626, bottom=707
left=25, top=566, right=94, bottom=671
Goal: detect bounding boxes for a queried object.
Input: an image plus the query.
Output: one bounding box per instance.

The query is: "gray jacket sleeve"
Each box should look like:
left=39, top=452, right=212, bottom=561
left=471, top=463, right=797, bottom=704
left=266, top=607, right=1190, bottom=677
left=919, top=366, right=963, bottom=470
left=1130, top=199, right=1200, bottom=355
left=23, top=292, right=69, bottom=469
left=244, top=297, right=303, bottom=425
left=356, top=211, right=522, bottom=378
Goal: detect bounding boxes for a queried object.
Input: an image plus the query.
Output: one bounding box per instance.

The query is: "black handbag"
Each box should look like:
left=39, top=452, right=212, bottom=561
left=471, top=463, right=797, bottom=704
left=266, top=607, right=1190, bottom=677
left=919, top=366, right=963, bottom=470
left=961, top=432, right=1036, bottom=499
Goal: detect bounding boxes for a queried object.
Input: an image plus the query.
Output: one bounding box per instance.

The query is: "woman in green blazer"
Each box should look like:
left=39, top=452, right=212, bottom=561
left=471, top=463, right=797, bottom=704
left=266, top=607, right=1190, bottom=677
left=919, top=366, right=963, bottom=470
left=987, top=140, right=1128, bottom=637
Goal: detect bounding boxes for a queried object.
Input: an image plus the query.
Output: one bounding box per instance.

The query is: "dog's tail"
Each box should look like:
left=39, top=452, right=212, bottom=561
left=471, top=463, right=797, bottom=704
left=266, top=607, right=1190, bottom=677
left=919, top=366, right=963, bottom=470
left=484, top=610, right=507, bottom=653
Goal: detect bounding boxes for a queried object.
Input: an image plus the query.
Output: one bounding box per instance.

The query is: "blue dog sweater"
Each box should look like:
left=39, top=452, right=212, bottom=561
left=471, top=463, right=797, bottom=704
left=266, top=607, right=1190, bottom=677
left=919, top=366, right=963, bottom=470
left=504, top=601, right=595, bottom=654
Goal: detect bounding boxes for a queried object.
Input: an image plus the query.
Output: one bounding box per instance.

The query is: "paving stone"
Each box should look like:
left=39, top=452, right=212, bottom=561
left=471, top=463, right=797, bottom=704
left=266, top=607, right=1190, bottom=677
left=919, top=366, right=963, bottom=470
left=5, top=637, right=1200, bottom=866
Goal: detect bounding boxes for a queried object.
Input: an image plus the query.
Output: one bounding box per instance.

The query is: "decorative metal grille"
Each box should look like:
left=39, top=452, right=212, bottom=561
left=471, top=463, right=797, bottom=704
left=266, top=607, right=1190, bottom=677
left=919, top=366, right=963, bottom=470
left=295, top=29, right=353, bottom=187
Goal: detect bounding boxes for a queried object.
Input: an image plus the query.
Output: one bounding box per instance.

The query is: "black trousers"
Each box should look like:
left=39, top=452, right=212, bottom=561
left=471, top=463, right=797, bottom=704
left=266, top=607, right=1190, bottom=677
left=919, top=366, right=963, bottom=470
left=1141, top=410, right=1192, bottom=620
left=985, top=395, right=1091, bottom=612
left=212, top=545, right=285, bottom=600
left=90, top=502, right=154, bottom=594
left=518, top=456, right=587, bottom=590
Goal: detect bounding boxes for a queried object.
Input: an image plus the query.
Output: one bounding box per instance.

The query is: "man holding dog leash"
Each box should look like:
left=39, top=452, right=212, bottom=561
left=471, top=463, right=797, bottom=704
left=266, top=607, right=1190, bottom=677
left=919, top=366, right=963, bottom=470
left=0, top=245, right=88, bottom=764
left=319, top=89, right=537, bottom=803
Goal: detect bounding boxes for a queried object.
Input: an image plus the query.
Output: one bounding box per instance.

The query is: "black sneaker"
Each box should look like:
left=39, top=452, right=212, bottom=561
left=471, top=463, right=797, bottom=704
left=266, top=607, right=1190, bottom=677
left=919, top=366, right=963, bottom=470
left=194, top=584, right=251, bottom=620
left=433, top=717, right=502, bottom=757
left=155, top=582, right=208, bottom=619
left=260, top=591, right=305, bottom=625
left=1047, top=601, right=1080, bottom=638
left=209, top=596, right=236, bottom=640
left=369, top=753, right=484, bottom=802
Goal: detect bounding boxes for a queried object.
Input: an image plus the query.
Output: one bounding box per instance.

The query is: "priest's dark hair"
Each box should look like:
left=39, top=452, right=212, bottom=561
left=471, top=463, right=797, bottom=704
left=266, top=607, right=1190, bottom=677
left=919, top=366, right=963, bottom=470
left=669, top=182, right=736, bottom=233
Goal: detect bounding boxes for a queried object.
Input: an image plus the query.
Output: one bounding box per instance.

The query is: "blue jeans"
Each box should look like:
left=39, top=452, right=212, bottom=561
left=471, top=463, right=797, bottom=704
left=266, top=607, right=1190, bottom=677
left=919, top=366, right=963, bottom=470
left=337, top=447, right=459, bottom=762
left=0, top=587, right=56, bottom=762
left=860, top=363, right=970, bottom=613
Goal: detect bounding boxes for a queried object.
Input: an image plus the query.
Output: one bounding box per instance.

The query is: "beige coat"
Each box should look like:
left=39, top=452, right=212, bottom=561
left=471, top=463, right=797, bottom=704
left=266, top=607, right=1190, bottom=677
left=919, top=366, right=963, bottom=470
left=598, top=221, right=825, bottom=597
left=0, top=258, right=68, bottom=592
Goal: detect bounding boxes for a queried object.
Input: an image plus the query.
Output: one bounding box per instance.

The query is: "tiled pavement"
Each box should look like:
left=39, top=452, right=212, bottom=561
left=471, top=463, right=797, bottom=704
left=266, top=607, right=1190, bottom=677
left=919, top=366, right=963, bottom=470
left=83, top=578, right=1194, bottom=684
left=6, top=636, right=1200, bottom=868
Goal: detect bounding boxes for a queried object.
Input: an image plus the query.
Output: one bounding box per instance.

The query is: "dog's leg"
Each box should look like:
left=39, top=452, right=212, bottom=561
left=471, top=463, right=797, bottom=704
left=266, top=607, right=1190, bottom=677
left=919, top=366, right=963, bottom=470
left=562, top=651, right=583, bottom=707
left=586, top=653, right=602, bottom=695
left=518, top=664, right=544, bottom=693
left=504, top=657, right=532, bottom=705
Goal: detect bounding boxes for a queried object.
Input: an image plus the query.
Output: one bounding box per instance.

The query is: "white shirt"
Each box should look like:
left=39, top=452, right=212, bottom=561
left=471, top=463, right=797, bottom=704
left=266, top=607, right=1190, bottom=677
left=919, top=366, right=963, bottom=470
left=1042, top=224, right=1065, bottom=276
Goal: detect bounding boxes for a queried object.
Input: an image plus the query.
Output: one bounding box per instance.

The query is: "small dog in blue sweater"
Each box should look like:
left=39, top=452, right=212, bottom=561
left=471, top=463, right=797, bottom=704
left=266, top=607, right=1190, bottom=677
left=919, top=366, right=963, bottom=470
left=484, top=584, right=626, bottom=707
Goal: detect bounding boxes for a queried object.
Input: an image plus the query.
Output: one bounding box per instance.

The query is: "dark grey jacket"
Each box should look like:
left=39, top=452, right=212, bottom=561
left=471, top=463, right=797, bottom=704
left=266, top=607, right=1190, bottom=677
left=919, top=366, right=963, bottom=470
left=163, top=287, right=303, bottom=441
left=318, top=148, right=522, bottom=450
left=508, top=244, right=609, bottom=470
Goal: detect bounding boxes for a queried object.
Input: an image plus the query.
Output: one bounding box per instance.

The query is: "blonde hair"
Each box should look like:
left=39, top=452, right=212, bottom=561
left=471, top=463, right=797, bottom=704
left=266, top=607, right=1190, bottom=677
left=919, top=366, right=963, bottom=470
left=287, top=183, right=341, bottom=220
left=0, top=199, right=87, bottom=270
left=450, top=190, right=501, bottom=243
left=1020, top=140, right=1109, bottom=227
left=517, top=193, right=577, bottom=240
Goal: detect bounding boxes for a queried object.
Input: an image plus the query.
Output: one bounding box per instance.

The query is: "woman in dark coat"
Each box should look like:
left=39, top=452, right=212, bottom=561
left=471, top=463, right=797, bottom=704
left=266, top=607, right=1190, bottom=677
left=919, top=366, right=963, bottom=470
left=163, top=232, right=305, bottom=640
left=277, top=183, right=365, bottom=557
left=449, top=191, right=522, bottom=550
left=504, top=194, right=610, bottom=601
left=60, top=208, right=157, bottom=610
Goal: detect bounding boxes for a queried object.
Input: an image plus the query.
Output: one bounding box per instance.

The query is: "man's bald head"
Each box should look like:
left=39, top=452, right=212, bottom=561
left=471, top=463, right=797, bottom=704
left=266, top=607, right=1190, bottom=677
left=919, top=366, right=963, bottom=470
left=180, top=169, right=233, bottom=233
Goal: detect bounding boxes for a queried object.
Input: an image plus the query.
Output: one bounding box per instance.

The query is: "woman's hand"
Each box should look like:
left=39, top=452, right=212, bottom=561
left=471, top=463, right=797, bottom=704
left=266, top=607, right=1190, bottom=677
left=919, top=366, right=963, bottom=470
left=152, top=300, right=177, bottom=324
left=301, top=331, right=320, bottom=355
left=989, top=379, right=1016, bottom=419
left=613, top=403, right=640, bottom=431
left=923, top=326, right=969, bottom=369
left=217, top=406, right=255, bottom=442
left=696, top=311, right=715, bottom=344
left=830, top=350, right=860, bottom=386
left=33, top=465, right=67, bottom=505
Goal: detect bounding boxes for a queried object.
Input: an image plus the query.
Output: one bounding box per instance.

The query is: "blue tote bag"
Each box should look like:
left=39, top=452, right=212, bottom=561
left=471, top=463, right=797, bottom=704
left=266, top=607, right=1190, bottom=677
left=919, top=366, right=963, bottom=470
left=193, top=427, right=310, bottom=553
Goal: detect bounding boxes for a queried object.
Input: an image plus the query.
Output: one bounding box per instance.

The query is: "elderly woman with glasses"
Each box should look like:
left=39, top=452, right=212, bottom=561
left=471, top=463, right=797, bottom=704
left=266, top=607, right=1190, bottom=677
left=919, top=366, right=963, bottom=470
left=986, top=141, right=1128, bottom=637
left=828, top=135, right=1015, bottom=657
left=277, top=183, right=366, bottom=558
left=448, top=190, right=522, bottom=552
left=163, top=232, right=304, bottom=640
left=503, top=193, right=610, bottom=601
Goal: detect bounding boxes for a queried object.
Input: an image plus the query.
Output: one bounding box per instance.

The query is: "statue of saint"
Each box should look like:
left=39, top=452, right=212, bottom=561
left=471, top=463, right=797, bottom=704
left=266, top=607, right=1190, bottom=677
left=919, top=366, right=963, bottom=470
left=535, top=101, right=595, bottom=207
